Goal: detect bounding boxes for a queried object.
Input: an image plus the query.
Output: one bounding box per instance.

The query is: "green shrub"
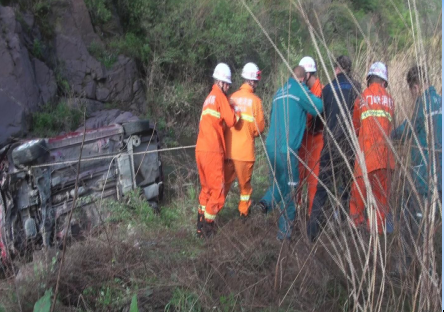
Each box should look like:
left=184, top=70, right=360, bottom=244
left=85, top=0, right=112, bottom=25
left=32, top=101, right=83, bottom=137
left=109, top=33, right=150, bottom=63
left=54, top=68, right=70, bottom=95
left=88, top=41, right=117, bottom=69
left=32, top=0, right=55, bottom=39
left=32, top=38, right=44, bottom=59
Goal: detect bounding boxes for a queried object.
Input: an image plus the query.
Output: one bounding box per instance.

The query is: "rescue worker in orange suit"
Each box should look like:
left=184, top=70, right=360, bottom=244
left=196, top=63, right=240, bottom=237
left=297, top=56, right=324, bottom=217
left=224, top=62, right=265, bottom=219
left=350, top=62, right=395, bottom=234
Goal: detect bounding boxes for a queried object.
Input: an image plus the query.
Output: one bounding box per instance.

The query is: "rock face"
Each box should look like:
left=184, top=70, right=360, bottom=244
left=34, top=58, right=57, bottom=104
left=0, top=6, right=43, bottom=144
left=0, top=1, right=148, bottom=146
left=53, top=0, right=145, bottom=107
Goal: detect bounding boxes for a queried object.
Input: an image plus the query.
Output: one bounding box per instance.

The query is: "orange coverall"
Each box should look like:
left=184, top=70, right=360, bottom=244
left=298, top=78, right=324, bottom=216
left=196, top=84, right=238, bottom=222
left=350, top=82, right=395, bottom=233
left=224, top=83, right=265, bottom=216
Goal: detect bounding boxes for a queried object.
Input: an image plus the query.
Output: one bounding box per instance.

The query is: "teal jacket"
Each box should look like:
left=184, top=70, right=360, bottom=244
left=393, top=86, right=442, bottom=194
left=266, top=77, right=323, bottom=154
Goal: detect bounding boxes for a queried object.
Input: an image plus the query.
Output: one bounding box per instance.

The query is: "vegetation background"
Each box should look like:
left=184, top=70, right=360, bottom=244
left=0, top=0, right=442, bottom=311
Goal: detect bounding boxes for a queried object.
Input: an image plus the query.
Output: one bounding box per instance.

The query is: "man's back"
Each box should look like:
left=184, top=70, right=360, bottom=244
left=266, top=77, right=322, bottom=154
left=225, top=83, right=265, bottom=161
left=411, top=86, right=442, bottom=192
left=353, top=82, right=395, bottom=177
left=322, top=73, right=360, bottom=140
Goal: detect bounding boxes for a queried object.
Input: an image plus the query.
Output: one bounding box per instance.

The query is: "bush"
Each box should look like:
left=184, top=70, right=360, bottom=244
left=84, top=0, right=112, bottom=25
left=88, top=41, right=117, bottom=69
left=31, top=38, right=44, bottom=59
left=32, top=101, right=83, bottom=137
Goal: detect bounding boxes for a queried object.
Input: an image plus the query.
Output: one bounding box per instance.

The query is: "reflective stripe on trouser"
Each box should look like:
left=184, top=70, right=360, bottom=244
left=298, top=132, right=324, bottom=216
left=196, top=151, right=226, bottom=222
left=224, top=159, right=254, bottom=216
left=349, top=169, right=392, bottom=234
left=260, top=148, right=298, bottom=240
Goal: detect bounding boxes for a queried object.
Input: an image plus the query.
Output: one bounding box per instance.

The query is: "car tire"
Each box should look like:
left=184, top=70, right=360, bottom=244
left=122, top=120, right=152, bottom=136
left=12, top=139, right=48, bottom=166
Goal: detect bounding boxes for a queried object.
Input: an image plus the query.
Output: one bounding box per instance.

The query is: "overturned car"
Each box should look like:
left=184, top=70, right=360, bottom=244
left=0, top=120, right=163, bottom=267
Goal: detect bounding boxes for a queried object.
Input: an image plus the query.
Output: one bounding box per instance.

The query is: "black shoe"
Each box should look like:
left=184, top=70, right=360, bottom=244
left=254, top=201, right=267, bottom=214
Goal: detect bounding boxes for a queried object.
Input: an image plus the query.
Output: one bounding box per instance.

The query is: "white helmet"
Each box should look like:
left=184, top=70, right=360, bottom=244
left=299, top=56, right=317, bottom=73
left=213, top=63, right=232, bottom=84
left=241, top=62, right=261, bottom=81
left=367, top=62, right=388, bottom=83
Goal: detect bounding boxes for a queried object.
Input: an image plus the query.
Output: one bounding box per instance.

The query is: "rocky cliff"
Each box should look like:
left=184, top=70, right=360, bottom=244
left=0, top=0, right=147, bottom=145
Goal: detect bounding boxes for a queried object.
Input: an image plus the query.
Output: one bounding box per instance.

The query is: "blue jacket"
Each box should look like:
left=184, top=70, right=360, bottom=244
left=266, top=77, right=323, bottom=154
left=321, top=73, right=360, bottom=140
left=393, top=86, right=442, bottom=194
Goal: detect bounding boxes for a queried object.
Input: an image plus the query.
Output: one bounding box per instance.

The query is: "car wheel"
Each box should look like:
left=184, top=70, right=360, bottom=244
left=122, top=120, right=152, bottom=136
left=12, top=139, right=48, bottom=166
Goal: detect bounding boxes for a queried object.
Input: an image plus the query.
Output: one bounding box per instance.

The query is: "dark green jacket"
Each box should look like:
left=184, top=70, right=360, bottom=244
left=266, top=77, right=323, bottom=154
left=393, top=86, right=442, bottom=194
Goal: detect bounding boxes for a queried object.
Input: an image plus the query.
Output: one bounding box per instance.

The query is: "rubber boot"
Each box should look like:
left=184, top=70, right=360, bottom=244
left=196, top=212, right=204, bottom=238
left=202, top=220, right=214, bottom=238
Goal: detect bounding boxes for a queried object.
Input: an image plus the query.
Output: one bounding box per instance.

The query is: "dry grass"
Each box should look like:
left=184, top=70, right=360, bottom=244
left=0, top=1, right=442, bottom=312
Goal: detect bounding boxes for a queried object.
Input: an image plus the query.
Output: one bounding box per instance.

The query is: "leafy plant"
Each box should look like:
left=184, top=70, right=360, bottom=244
left=130, top=294, right=139, bottom=312
left=33, top=289, right=52, bottom=312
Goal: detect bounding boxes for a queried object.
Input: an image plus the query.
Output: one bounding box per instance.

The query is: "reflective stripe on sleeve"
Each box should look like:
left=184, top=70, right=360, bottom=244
left=274, top=94, right=300, bottom=102
left=240, top=194, right=250, bottom=201
left=241, top=113, right=255, bottom=122
left=361, top=110, right=392, bottom=122
left=198, top=205, right=206, bottom=212
left=427, top=108, right=442, bottom=117
left=204, top=211, right=216, bottom=221
left=201, top=109, right=221, bottom=119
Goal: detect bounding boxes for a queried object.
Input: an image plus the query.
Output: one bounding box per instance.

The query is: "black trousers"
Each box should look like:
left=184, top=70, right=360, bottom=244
left=307, top=135, right=355, bottom=241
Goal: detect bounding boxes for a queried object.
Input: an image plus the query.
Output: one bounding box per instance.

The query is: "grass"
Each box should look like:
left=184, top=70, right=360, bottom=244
left=1, top=1, right=442, bottom=311
left=31, top=101, right=83, bottom=137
